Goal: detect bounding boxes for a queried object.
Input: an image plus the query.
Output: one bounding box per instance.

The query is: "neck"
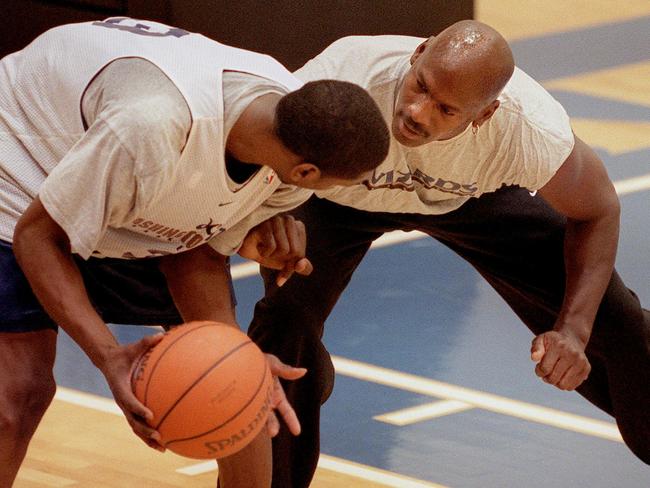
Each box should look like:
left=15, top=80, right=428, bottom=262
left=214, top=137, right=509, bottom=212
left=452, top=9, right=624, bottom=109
left=226, top=94, right=297, bottom=172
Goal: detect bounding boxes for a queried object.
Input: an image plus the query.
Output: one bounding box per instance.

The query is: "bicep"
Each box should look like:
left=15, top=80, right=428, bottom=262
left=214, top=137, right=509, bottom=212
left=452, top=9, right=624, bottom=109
left=14, top=196, right=70, bottom=248
left=537, top=136, right=619, bottom=221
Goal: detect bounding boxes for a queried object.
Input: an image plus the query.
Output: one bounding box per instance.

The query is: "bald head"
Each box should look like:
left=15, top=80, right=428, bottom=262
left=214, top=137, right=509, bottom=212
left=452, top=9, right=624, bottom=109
left=421, top=20, right=514, bottom=106
left=393, top=20, right=515, bottom=145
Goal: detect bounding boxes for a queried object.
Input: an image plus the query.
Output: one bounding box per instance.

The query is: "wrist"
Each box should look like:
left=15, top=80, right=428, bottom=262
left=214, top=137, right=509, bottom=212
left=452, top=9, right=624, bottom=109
left=553, top=316, right=592, bottom=347
left=73, top=329, right=119, bottom=370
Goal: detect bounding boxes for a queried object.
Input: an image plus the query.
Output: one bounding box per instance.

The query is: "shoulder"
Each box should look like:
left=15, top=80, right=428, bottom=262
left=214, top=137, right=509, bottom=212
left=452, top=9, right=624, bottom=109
left=295, top=35, right=422, bottom=86
left=88, top=59, right=191, bottom=163
left=496, top=67, right=573, bottom=145
left=321, top=35, right=424, bottom=57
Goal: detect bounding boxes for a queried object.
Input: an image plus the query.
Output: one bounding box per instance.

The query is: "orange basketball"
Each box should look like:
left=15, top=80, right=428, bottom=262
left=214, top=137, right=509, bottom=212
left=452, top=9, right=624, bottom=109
left=131, top=321, right=273, bottom=459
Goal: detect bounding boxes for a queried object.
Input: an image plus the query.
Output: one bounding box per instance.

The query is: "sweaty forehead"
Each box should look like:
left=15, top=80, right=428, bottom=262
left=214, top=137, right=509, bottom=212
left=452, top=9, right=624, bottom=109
left=445, top=26, right=488, bottom=50
left=415, top=51, right=486, bottom=111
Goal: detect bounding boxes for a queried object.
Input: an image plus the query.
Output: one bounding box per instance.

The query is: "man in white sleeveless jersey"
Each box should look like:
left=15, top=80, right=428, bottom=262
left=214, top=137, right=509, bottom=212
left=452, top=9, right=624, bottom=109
left=0, top=17, right=390, bottom=487
left=249, top=20, right=650, bottom=486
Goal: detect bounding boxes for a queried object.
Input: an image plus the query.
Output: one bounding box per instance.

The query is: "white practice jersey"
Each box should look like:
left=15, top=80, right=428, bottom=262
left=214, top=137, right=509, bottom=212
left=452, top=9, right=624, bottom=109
left=0, top=17, right=311, bottom=258
left=295, top=35, right=574, bottom=215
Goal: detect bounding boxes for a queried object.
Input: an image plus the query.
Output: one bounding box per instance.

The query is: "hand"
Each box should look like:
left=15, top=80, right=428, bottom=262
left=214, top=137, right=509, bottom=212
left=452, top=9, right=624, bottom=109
left=530, top=330, right=591, bottom=390
left=98, top=333, right=167, bottom=451
left=263, top=354, right=307, bottom=437
left=238, top=215, right=314, bottom=287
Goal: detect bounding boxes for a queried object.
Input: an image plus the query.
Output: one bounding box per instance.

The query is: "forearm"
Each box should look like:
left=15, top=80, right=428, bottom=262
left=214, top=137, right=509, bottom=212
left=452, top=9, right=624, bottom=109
left=558, top=210, right=619, bottom=344
left=13, top=223, right=117, bottom=367
left=160, top=245, right=237, bottom=326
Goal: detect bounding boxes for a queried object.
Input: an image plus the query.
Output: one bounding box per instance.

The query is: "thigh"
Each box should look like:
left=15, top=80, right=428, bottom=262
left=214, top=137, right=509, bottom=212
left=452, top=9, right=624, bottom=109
left=76, top=255, right=183, bottom=326
left=0, top=329, right=57, bottom=390
left=0, top=240, right=57, bottom=332
left=416, top=187, right=568, bottom=330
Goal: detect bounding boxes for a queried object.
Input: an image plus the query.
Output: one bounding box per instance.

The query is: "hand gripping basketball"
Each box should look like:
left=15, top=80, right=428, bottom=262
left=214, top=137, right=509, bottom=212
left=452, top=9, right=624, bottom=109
left=131, top=321, right=275, bottom=459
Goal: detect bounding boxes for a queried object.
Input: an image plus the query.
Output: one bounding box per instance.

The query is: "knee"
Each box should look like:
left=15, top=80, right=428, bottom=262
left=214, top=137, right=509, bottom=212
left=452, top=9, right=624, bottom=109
left=620, top=428, right=650, bottom=466
left=250, top=296, right=327, bottom=354
left=0, top=374, right=56, bottom=436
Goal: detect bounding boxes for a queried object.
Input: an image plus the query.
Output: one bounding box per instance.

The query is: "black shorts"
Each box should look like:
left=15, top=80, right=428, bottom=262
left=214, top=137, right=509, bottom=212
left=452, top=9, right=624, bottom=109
left=0, top=239, right=211, bottom=332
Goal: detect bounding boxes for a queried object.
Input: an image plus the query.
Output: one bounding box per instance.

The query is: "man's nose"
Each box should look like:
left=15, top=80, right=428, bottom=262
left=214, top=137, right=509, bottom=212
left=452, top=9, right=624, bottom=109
left=409, top=95, right=432, bottom=125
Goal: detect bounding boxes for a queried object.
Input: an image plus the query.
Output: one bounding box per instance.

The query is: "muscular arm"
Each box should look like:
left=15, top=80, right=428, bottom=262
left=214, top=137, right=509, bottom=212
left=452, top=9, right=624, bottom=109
left=13, top=197, right=118, bottom=364
left=159, top=245, right=237, bottom=325
left=534, top=135, right=620, bottom=388
left=538, top=136, right=620, bottom=343
left=13, top=197, right=164, bottom=447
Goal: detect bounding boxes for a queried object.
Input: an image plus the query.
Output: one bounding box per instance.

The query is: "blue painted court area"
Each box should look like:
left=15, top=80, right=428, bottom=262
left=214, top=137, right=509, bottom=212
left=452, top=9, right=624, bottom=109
left=52, top=15, right=649, bottom=488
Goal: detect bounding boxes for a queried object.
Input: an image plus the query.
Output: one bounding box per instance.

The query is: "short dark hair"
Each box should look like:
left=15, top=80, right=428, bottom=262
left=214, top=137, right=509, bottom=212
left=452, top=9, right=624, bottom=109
left=275, top=80, right=389, bottom=179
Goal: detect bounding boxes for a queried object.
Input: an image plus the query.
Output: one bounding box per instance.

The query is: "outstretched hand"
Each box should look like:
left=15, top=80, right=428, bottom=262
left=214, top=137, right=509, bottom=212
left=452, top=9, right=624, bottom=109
left=264, top=353, right=307, bottom=437
left=530, top=330, right=591, bottom=390
left=98, top=333, right=167, bottom=452
left=239, top=215, right=314, bottom=287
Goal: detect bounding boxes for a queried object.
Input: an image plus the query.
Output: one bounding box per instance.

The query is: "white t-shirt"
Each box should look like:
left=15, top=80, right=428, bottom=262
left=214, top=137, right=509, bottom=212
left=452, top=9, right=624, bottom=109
left=296, top=35, right=575, bottom=214
left=0, top=19, right=311, bottom=258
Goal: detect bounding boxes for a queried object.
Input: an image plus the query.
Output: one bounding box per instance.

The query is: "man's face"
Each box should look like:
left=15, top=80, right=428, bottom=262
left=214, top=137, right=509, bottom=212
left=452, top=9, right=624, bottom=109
left=392, top=44, right=482, bottom=147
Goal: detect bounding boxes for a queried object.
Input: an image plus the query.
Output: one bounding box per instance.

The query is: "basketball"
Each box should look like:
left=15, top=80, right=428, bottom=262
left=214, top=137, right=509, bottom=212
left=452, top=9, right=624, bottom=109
left=131, top=321, right=273, bottom=459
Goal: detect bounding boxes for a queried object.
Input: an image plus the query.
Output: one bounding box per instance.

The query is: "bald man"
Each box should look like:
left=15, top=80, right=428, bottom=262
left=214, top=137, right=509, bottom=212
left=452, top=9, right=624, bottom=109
left=248, top=20, right=650, bottom=486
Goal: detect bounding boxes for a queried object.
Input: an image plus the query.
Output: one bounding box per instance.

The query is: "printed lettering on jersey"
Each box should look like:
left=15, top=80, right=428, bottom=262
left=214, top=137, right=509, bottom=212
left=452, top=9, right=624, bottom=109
left=92, top=17, right=190, bottom=38
left=122, top=217, right=225, bottom=258
left=364, top=168, right=478, bottom=196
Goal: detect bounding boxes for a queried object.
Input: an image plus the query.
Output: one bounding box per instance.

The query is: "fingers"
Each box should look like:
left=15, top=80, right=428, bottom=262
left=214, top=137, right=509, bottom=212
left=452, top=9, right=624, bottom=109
left=264, top=354, right=304, bottom=436
left=121, top=384, right=166, bottom=450
left=532, top=332, right=591, bottom=390
left=126, top=411, right=165, bottom=451
left=530, top=336, right=545, bottom=362
left=294, top=257, right=313, bottom=276
left=266, top=411, right=281, bottom=438
left=241, top=215, right=310, bottom=286
left=138, top=332, right=164, bottom=353
left=256, top=220, right=276, bottom=258
left=271, top=215, right=292, bottom=257
left=266, top=353, right=307, bottom=380
left=276, top=263, right=295, bottom=288
left=272, top=389, right=301, bottom=436
left=557, top=361, right=591, bottom=390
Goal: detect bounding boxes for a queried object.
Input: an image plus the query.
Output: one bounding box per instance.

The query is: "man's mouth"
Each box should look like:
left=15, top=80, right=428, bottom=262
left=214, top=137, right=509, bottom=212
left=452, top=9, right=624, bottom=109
left=399, top=117, right=424, bottom=140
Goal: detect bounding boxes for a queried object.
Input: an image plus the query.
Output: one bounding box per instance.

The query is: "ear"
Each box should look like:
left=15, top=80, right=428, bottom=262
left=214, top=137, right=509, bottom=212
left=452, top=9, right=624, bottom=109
left=410, top=37, right=432, bottom=65
left=287, top=163, right=321, bottom=186
left=472, top=100, right=500, bottom=128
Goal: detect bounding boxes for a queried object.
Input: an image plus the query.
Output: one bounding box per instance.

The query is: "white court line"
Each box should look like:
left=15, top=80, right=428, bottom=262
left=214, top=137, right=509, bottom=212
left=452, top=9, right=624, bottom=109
left=317, top=455, right=449, bottom=488
left=55, top=386, right=122, bottom=415
left=230, top=173, right=650, bottom=279
left=176, top=456, right=449, bottom=487
left=53, top=386, right=447, bottom=487
left=231, top=230, right=427, bottom=280
left=333, top=356, right=622, bottom=442
left=374, top=400, right=474, bottom=426
left=614, top=172, right=650, bottom=195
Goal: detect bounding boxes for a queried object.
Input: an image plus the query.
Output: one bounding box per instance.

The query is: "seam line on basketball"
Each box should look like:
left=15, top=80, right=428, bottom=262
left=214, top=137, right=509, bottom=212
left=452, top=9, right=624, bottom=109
left=143, top=323, right=221, bottom=406
left=154, top=340, right=254, bottom=430
left=164, top=359, right=270, bottom=446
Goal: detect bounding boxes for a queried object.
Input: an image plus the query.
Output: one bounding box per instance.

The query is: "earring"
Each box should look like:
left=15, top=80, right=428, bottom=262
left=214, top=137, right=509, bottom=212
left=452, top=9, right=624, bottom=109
left=471, top=124, right=479, bottom=135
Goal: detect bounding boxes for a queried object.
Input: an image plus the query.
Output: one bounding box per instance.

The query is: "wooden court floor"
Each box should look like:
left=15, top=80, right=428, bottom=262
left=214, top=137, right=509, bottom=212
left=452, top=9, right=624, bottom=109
left=15, top=1, right=650, bottom=487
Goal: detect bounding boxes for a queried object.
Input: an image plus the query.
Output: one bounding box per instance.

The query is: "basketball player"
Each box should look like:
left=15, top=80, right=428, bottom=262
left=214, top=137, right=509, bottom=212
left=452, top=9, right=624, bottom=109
left=249, top=19, right=650, bottom=486
left=0, top=17, right=389, bottom=487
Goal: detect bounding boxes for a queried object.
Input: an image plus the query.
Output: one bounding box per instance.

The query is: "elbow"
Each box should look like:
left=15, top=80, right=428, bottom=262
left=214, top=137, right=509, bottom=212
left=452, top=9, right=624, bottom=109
left=159, top=244, right=228, bottom=279
left=605, top=191, right=621, bottom=230
left=12, top=220, right=33, bottom=268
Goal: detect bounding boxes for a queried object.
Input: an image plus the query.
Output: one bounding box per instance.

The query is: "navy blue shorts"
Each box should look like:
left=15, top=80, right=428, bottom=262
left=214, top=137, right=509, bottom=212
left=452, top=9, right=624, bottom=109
left=0, top=239, right=201, bottom=332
